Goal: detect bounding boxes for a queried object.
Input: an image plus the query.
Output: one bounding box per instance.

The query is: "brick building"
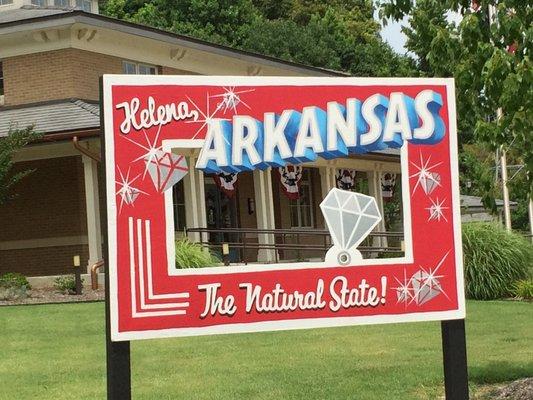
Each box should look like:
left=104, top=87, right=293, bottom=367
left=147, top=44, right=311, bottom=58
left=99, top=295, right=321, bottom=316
left=0, top=2, right=401, bottom=278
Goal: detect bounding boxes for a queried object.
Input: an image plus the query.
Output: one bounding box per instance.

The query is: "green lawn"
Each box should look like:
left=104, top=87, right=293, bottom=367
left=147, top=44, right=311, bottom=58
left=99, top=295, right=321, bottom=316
left=0, top=301, right=531, bottom=400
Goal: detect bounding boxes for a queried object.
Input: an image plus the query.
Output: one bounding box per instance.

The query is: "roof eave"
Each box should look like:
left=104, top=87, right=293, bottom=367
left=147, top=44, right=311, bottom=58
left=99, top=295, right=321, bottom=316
left=0, top=11, right=347, bottom=77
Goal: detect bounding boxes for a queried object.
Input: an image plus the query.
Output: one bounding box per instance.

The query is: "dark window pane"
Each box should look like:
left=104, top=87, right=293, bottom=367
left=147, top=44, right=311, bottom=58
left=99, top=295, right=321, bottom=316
left=172, top=180, right=186, bottom=231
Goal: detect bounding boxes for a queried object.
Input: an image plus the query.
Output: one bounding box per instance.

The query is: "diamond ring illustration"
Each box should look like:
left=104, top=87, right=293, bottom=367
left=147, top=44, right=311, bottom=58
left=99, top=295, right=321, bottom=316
left=320, top=188, right=382, bottom=266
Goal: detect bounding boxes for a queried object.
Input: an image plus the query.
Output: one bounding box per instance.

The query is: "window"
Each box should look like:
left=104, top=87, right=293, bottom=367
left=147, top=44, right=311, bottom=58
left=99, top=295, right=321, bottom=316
left=289, top=168, right=314, bottom=228
left=54, top=0, right=69, bottom=7
left=0, top=0, right=14, bottom=6
left=31, top=0, right=46, bottom=6
left=75, top=0, right=91, bottom=12
left=123, top=61, right=158, bottom=75
left=173, top=180, right=186, bottom=232
left=0, top=62, right=4, bottom=97
left=138, top=64, right=157, bottom=75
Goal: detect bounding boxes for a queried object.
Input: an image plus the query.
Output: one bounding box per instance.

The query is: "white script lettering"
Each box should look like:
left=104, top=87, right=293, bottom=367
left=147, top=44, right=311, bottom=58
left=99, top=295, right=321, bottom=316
left=116, top=96, right=198, bottom=134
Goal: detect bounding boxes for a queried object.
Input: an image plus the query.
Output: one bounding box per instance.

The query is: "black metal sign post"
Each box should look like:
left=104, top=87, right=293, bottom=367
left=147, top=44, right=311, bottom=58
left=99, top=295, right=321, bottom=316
left=100, top=77, right=132, bottom=400
left=441, top=319, right=469, bottom=399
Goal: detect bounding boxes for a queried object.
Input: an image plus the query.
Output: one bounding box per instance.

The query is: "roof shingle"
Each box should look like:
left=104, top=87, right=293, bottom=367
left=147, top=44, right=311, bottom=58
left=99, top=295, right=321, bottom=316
left=0, top=6, right=74, bottom=24
left=0, top=99, right=99, bottom=136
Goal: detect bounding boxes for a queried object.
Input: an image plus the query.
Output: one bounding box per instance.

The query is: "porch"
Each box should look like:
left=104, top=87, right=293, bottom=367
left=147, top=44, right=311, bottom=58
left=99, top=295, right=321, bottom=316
left=0, top=105, right=403, bottom=276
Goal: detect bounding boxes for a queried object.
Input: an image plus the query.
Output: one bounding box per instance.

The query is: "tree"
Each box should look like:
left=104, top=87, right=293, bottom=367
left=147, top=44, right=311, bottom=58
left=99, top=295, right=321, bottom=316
left=0, top=126, right=43, bottom=205
left=379, top=0, right=532, bottom=228
left=101, top=0, right=415, bottom=77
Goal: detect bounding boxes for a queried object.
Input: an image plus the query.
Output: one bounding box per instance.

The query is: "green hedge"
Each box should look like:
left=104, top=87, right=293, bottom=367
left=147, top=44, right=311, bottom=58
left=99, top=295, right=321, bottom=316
left=462, top=222, right=533, bottom=300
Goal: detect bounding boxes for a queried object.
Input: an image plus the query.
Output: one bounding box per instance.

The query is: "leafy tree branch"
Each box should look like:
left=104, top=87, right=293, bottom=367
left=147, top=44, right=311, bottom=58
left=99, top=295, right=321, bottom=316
left=0, top=126, right=43, bottom=205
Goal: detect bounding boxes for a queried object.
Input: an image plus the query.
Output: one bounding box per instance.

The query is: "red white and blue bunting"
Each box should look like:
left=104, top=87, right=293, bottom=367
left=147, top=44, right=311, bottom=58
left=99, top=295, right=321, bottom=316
left=381, top=172, right=397, bottom=202
left=213, top=172, right=238, bottom=198
left=336, top=169, right=357, bottom=191
left=278, top=165, right=302, bottom=200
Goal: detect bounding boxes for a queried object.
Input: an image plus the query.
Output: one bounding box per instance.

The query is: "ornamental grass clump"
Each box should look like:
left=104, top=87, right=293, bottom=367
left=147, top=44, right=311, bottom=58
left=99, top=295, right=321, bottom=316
left=513, top=279, right=533, bottom=300
left=462, top=222, right=533, bottom=300
left=175, top=238, right=220, bottom=269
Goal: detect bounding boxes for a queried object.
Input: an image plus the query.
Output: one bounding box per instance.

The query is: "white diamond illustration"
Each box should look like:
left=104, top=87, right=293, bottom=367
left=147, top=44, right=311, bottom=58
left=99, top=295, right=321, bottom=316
left=421, top=172, right=441, bottom=195
left=115, top=167, right=148, bottom=212
left=122, top=188, right=141, bottom=205
left=410, top=270, right=443, bottom=305
left=320, top=188, right=382, bottom=266
left=146, top=151, right=188, bottom=192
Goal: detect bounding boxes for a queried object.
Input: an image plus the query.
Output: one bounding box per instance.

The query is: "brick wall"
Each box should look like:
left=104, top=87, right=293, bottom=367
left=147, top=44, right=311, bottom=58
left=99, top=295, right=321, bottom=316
left=0, top=156, right=89, bottom=276
left=0, top=245, right=89, bottom=277
left=2, top=49, right=193, bottom=106
left=2, top=49, right=122, bottom=105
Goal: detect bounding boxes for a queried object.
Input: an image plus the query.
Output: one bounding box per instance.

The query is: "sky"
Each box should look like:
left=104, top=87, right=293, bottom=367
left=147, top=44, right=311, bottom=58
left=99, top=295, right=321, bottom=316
left=378, top=10, right=463, bottom=55
left=380, top=17, right=409, bottom=54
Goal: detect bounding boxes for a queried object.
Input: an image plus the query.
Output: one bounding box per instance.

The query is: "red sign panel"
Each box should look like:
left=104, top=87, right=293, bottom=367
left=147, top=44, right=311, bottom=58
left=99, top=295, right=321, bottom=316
left=102, top=76, right=465, bottom=341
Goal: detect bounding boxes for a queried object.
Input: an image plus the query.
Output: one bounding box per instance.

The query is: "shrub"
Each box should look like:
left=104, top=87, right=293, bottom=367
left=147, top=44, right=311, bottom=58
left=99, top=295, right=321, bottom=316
left=54, top=275, right=82, bottom=294
left=0, top=272, right=30, bottom=289
left=513, top=279, right=533, bottom=300
left=0, top=272, right=31, bottom=300
left=462, top=222, right=533, bottom=300
left=175, top=238, right=220, bottom=269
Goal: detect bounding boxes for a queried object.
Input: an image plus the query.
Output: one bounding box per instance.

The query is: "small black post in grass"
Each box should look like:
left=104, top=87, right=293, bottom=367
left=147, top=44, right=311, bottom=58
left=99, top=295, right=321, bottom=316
left=100, top=77, right=132, bottom=400
left=73, top=255, right=82, bottom=295
left=222, top=243, right=230, bottom=266
left=441, top=319, right=469, bottom=400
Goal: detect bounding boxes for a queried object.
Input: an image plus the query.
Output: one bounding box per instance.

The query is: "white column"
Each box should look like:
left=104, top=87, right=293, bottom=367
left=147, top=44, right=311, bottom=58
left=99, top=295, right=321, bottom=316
left=367, top=165, right=387, bottom=251
left=320, top=165, right=336, bottom=197
left=330, top=167, right=337, bottom=191
left=195, top=168, right=208, bottom=243
left=82, top=155, right=102, bottom=273
left=183, top=156, right=200, bottom=241
left=254, top=168, right=277, bottom=262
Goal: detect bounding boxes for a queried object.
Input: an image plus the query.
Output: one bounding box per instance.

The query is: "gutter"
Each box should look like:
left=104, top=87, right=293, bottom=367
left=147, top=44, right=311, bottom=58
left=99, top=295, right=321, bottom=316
left=72, top=135, right=100, bottom=162
left=33, top=128, right=99, bottom=142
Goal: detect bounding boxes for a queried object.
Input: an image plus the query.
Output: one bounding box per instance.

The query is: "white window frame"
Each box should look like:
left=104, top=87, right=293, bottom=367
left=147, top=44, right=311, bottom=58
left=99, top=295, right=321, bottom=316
left=122, top=61, right=158, bottom=75
left=289, top=168, right=314, bottom=228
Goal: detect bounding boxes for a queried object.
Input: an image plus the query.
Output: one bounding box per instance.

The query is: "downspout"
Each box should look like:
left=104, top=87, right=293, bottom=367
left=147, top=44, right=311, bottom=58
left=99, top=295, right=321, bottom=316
left=72, top=135, right=101, bottom=162
left=90, top=260, right=104, bottom=290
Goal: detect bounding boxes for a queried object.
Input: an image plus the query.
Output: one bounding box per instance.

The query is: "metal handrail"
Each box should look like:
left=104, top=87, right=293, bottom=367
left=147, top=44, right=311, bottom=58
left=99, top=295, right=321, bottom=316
left=186, top=227, right=404, bottom=264
left=187, top=227, right=403, bottom=237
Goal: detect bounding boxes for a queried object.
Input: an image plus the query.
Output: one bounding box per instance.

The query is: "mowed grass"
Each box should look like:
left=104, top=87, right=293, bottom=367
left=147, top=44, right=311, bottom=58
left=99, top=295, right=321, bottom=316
left=0, top=301, right=531, bottom=400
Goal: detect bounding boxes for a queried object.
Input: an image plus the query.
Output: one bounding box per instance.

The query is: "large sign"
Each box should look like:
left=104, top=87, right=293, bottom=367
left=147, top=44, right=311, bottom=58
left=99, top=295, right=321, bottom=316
left=102, top=76, right=465, bottom=341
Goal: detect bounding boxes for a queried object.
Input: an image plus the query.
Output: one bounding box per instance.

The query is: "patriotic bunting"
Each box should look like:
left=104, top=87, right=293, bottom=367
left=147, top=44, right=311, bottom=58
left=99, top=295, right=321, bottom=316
left=278, top=165, right=302, bottom=200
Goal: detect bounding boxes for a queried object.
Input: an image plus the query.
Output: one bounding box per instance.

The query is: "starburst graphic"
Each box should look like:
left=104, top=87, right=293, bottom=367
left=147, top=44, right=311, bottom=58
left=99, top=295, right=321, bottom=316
left=426, top=197, right=449, bottom=222
left=186, top=92, right=229, bottom=139
left=122, top=125, right=164, bottom=180
left=394, top=251, right=450, bottom=306
left=115, top=167, right=147, bottom=212
left=394, top=269, right=415, bottom=305
left=210, top=86, right=254, bottom=114
left=410, top=152, right=442, bottom=195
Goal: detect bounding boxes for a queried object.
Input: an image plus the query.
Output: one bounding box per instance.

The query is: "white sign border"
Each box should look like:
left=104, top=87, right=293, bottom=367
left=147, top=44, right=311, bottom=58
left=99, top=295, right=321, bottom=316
left=102, top=75, right=465, bottom=341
